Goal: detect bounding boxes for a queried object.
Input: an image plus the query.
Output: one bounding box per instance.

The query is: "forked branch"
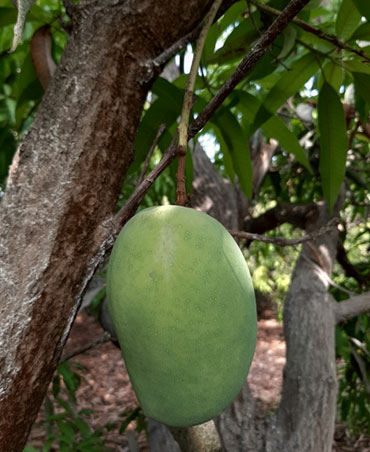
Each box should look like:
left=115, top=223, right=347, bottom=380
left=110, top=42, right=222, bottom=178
left=112, top=0, right=312, bottom=235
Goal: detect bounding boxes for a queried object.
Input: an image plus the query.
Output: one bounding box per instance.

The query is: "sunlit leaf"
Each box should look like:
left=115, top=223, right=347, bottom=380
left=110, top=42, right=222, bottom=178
left=253, top=52, right=320, bottom=129
left=319, top=60, right=344, bottom=91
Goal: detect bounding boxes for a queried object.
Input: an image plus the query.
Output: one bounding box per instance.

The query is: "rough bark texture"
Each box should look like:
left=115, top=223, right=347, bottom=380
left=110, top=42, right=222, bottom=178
left=216, top=201, right=341, bottom=452
left=0, top=1, right=214, bottom=450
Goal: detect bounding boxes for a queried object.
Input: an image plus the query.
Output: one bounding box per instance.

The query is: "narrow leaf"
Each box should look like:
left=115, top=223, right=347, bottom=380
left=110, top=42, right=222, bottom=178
left=319, top=60, right=344, bottom=91
left=262, top=115, right=312, bottom=171
left=350, top=23, right=370, bottom=41
left=318, top=82, right=348, bottom=212
left=254, top=53, right=319, bottom=129
left=214, top=109, right=253, bottom=198
left=352, top=0, right=370, bottom=21
left=336, top=0, right=362, bottom=41
left=352, top=72, right=370, bottom=105
left=236, top=91, right=312, bottom=172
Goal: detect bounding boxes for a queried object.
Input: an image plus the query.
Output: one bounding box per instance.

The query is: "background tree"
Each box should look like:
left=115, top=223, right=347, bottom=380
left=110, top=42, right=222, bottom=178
left=0, top=0, right=369, bottom=451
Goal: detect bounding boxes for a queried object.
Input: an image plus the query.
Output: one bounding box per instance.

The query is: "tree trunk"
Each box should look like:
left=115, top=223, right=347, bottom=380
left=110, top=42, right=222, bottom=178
left=216, top=200, right=341, bottom=452
left=0, top=1, right=213, bottom=450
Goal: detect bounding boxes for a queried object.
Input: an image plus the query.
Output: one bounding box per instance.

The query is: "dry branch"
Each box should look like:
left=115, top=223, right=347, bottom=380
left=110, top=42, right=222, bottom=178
left=59, top=332, right=112, bottom=364
left=230, top=217, right=339, bottom=247
left=248, top=0, right=370, bottom=63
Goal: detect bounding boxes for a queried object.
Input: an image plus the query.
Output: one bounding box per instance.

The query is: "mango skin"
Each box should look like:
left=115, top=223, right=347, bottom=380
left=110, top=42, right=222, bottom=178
left=107, top=205, right=257, bottom=427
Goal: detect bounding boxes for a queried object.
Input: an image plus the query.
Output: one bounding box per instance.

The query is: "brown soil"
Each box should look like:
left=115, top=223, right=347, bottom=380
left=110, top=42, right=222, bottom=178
left=27, top=311, right=369, bottom=451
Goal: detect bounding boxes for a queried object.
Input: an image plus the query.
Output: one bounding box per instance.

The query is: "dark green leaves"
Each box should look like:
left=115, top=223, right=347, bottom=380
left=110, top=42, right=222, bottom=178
left=336, top=0, right=362, bottom=41
left=352, top=72, right=370, bottom=105
left=318, top=82, right=348, bottom=212
left=214, top=109, right=253, bottom=198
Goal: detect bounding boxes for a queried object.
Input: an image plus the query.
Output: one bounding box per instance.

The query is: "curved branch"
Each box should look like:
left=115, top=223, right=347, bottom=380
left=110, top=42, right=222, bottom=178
left=243, top=202, right=317, bottom=235
left=334, top=292, right=370, bottom=324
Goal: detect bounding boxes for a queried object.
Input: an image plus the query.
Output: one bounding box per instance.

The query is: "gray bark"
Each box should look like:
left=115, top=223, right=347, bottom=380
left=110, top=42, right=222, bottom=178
left=0, top=1, right=356, bottom=451
left=217, top=200, right=341, bottom=452
left=0, top=1, right=214, bottom=450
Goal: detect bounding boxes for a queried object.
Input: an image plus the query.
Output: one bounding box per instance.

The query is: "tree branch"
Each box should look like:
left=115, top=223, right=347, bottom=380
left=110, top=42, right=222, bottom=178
left=111, top=0, right=312, bottom=236
left=137, top=124, right=166, bottom=186
left=188, top=0, right=312, bottom=138
left=152, top=0, right=238, bottom=68
left=176, top=0, right=224, bottom=206
left=335, top=292, right=370, bottom=324
left=230, top=217, right=339, bottom=247
left=59, top=332, right=112, bottom=364
left=248, top=0, right=370, bottom=63
left=243, top=202, right=317, bottom=235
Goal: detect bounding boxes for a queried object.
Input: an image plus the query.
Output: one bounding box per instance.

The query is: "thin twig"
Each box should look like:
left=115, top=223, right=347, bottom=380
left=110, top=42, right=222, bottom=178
left=137, top=124, right=166, bottom=186
left=176, top=0, right=224, bottom=206
left=152, top=0, right=238, bottom=69
left=248, top=0, right=370, bottom=63
left=111, top=0, right=312, bottom=236
left=188, top=0, right=312, bottom=139
left=230, top=217, right=339, bottom=247
left=59, top=332, right=112, bottom=364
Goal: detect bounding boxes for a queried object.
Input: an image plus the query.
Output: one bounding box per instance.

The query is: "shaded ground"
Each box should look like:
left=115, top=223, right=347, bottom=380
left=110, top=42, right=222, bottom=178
left=28, top=310, right=369, bottom=451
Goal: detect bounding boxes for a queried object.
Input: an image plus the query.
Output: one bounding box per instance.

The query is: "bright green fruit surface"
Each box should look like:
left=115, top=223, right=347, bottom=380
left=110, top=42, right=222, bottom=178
left=107, top=205, right=257, bottom=427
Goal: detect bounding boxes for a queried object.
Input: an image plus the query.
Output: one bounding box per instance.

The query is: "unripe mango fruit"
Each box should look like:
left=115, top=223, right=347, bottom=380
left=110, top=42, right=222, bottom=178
left=107, top=205, right=257, bottom=427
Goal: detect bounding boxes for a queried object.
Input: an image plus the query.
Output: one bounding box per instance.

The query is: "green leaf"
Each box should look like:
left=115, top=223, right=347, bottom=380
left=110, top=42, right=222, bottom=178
left=205, top=14, right=260, bottom=65
left=319, top=60, right=344, bottom=91
left=262, top=115, right=312, bottom=171
left=57, top=420, right=75, bottom=444
left=234, top=90, right=312, bottom=172
left=132, top=77, right=184, bottom=171
left=203, top=1, right=246, bottom=62
left=277, top=26, right=297, bottom=59
left=344, top=58, right=370, bottom=75
left=336, top=0, right=362, bottom=41
left=211, top=124, right=235, bottom=181
left=74, top=417, right=91, bottom=438
left=350, top=22, right=370, bottom=40
left=352, top=0, right=370, bottom=21
left=254, top=53, right=320, bottom=129
left=0, top=8, right=17, bottom=27
left=352, top=72, right=370, bottom=105
left=318, top=82, right=348, bottom=212
left=214, top=109, right=253, bottom=198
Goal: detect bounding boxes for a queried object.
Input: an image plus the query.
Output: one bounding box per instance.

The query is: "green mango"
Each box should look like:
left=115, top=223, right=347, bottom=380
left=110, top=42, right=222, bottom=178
left=107, top=205, right=257, bottom=427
